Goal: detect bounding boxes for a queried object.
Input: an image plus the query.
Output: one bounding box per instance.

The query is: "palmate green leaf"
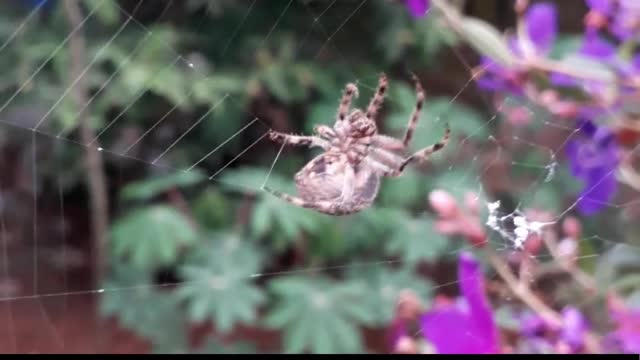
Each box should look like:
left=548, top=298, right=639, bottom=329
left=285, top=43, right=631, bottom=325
left=219, top=167, right=290, bottom=195
left=120, top=170, right=206, bottom=201
left=346, top=265, right=433, bottom=326
left=254, top=195, right=326, bottom=248
left=192, top=188, right=232, bottom=230
left=219, top=167, right=326, bottom=244
left=337, top=207, right=406, bottom=252
left=378, top=169, right=425, bottom=208
left=83, top=0, right=120, bottom=26
left=176, top=232, right=265, bottom=333
left=111, top=205, right=198, bottom=269
left=193, top=338, right=258, bottom=354
left=265, top=276, right=373, bottom=354
left=100, top=264, right=187, bottom=351
left=385, top=216, right=449, bottom=266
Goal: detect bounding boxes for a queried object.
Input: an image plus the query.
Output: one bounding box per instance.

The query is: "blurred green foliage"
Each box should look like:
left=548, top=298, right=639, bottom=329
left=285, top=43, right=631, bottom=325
left=3, top=0, right=633, bottom=355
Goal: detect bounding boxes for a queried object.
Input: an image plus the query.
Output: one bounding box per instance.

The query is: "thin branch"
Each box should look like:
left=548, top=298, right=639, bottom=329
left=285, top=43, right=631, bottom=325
left=483, top=247, right=602, bottom=353
left=63, top=0, right=110, bottom=290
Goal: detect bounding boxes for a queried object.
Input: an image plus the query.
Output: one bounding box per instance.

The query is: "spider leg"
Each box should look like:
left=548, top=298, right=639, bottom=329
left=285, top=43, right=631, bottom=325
left=314, top=125, right=337, bottom=140
left=337, top=83, right=358, bottom=122
left=371, top=134, right=405, bottom=151
left=365, top=73, right=388, bottom=120
left=402, top=74, right=426, bottom=148
left=262, top=186, right=363, bottom=216
left=381, top=125, right=450, bottom=177
left=268, top=130, right=329, bottom=149
left=398, top=125, right=450, bottom=172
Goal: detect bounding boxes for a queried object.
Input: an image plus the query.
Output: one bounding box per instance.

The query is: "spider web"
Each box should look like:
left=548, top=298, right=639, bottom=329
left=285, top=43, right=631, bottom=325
left=0, top=0, right=637, bottom=354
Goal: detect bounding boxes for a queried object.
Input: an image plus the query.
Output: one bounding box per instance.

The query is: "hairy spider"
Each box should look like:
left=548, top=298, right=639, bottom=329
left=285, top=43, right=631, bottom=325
left=263, top=73, right=450, bottom=216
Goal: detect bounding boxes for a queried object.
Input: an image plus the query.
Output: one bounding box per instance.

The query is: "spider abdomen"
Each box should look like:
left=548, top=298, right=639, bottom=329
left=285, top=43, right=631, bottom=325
left=294, top=153, right=380, bottom=209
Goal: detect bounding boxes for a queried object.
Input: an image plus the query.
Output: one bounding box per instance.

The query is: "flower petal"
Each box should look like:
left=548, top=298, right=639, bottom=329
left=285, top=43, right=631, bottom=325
left=586, top=0, right=614, bottom=14
left=526, top=3, right=558, bottom=53
left=420, top=252, right=499, bottom=354
left=560, top=307, right=589, bottom=350
left=577, top=167, right=617, bottom=215
left=405, top=0, right=429, bottom=18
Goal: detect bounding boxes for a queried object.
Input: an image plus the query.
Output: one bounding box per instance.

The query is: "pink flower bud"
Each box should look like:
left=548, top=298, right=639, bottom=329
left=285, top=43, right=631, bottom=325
left=429, top=190, right=459, bottom=218
left=506, top=106, right=532, bottom=126
left=395, top=336, right=418, bottom=354
left=464, top=192, right=480, bottom=215
left=396, top=289, right=422, bottom=321
left=463, top=220, right=487, bottom=247
left=562, top=216, right=582, bottom=239
left=551, top=101, right=579, bottom=119
left=584, top=10, right=608, bottom=29
left=435, top=219, right=460, bottom=236
left=539, top=89, right=559, bottom=106
left=524, top=233, right=543, bottom=255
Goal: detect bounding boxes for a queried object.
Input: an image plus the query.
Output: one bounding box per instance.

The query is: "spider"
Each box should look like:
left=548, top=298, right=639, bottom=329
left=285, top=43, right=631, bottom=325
left=263, top=73, right=450, bottom=216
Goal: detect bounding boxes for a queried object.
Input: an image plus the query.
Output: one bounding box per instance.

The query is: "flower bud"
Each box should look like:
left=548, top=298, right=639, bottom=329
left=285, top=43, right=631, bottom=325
left=465, top=192, right=480, bottom=215
left=464, top=220, right=488, bottom=247
left=396, top=289, right=423, bottom=321
left=394, top=336, right=418, bottom=354
left=562, top=216, right=582, bottom=239
left=524, top=233, right=543, bottom=255
left=435, top=219, right=460, bottom=236
left=584, top=10, right=608, bottom=29
left=429, top=190, right=459, bottom=218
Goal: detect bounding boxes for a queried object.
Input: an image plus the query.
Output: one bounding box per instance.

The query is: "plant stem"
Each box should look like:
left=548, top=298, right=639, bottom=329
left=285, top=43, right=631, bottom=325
left=542, top=231, right=598, bottom=293
left=63, top=0, right=110, bottom=296
left=483, top=246, right=602, bottom=353
left=484, top=247, right=562, bottom=326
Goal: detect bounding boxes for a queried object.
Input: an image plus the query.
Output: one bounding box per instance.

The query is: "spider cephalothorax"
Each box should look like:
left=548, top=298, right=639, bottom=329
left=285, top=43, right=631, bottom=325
left=264, top=73, right=450, bottom=216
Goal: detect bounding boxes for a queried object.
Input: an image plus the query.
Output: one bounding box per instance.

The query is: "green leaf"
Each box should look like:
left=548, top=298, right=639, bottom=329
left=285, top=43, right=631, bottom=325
left=378, top=169, right=424, bottom=208
left=385, top=216, right=449, bottom=266
left=265, top=276, right=371, bottom=354
left=558, top=54, right=617, bottom=84
left=100, top=264, right=187, bottom=351
left=219, top=167, right=326, bottom=244
left=111, top=205, right=198, bottom=269
left=120, top=170, right=206, bottom=201
left=192, top=188, right=232, bottom=230
left=194, top=339, right=257, bottom=354
left=337, top=207, right=406, bottom=252
left=306, top=100, right=339, bottom=134
left=595, top=243, right=640, bottom=290
left=387, top=94, right=488, bottom=160
left=347, top=266, right=433, bottom=326
left=458, top=17, right=515, bottom=66
left=84, top=0, right=120, bottom=26
left=176, top=232, right=265, bottom=333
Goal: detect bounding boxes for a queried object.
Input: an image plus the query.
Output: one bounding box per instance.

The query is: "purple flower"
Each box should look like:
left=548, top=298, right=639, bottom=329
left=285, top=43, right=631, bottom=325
left=610, top=0, right=640, bottom=41
left=523, top=2, right=558, bottom=55
left=404, top=0, right=429, bottom=18
left=559, top=307, right=589, bottom=351
left=609, top=305, right=640, bottom=354
left=585, top=0, right=614, bottom=16
left=518, top=307, right=589, bottom=354
left=477, top=3, right=558, bottom=93
left=565, top=119, right=619, bottom=215
left=419, top=252, right=499, bottom=354
left=476, top=57, right=525, bottom=95
left=520, top=311, right=547, bottom=337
